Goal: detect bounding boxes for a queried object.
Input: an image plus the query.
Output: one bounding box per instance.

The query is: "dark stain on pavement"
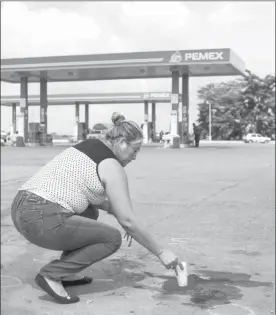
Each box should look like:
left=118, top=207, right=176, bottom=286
left=153, top=270, right=273, bottom=309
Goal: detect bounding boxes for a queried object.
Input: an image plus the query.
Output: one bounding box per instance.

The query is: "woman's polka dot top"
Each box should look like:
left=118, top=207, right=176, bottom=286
left=20, top=139, right=116, bottom=214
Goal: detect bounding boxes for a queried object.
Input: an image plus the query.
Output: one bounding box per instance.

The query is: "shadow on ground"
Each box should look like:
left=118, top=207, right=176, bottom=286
left=36, top=258, right=148, bottom=303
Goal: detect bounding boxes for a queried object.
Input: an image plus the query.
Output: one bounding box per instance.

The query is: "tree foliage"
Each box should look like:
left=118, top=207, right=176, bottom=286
left=197, top=70, right=275, bottom=140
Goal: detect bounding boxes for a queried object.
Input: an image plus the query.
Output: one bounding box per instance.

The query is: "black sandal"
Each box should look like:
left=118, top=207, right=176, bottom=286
left=62, top=276, right=93, bottom=287
left=35, top=274, right=80, bottom=304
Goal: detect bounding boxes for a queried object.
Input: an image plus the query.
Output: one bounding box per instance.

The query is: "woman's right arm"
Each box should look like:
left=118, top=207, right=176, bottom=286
left=98, top=158, right=163, bottom=255
left=98, top=158, right=179, bottom=268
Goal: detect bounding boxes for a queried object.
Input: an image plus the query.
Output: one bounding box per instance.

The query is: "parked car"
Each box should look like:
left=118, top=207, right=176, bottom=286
left=162, top=132, right=182, bottom=146
left=87, top=130, right=105, bottom=140
left=243, top=133, right=271, bottom=143
left=162, top=132, right=174, bottom=143
left=1, top=131, right=7, bottom=142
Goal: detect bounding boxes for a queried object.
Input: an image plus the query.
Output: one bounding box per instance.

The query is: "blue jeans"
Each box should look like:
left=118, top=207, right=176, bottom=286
left=11, top=190, right=122, bottom=281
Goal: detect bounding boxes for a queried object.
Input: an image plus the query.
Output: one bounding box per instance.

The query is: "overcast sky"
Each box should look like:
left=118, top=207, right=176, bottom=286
left=1, top=1, right=275, bottom=134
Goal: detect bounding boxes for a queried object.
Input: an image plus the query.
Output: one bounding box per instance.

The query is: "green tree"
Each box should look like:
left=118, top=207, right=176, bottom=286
left=197, top=79, right=246, bottom=140
left=240, top=70, right=275, bottom=136
left=197, top=71, right=275, bottom=140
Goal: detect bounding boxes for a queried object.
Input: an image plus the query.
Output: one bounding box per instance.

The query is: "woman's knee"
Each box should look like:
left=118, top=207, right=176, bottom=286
left=110, top=228, right=122, bottom=251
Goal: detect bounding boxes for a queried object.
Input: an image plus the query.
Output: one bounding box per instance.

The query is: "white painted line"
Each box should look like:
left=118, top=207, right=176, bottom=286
left=207, top=303, right=255, bottom=315
left=1, top=275, right=22, bottom=288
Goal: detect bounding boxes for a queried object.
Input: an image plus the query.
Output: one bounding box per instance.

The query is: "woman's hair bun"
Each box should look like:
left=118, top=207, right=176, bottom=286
left=111, top=112, right=126, bottom=126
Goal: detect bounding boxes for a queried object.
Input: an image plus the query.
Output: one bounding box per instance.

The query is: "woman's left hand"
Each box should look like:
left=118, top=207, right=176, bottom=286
left=124, top=232, right=133, bottom=247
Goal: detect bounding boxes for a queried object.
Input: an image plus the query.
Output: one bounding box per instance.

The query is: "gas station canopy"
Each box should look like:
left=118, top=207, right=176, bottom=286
left=1, top=92, right=178, bottom=106
left=1, top=48, right=246, bottom=146
left=1, top=48, right=246, bottom=83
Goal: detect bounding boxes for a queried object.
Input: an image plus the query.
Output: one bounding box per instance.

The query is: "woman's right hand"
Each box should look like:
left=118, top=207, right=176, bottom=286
left=157, top=249, right=179, bottom=269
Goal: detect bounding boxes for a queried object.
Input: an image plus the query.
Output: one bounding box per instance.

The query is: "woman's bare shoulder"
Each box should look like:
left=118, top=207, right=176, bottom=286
left=98, top=158, right=126, bottom=184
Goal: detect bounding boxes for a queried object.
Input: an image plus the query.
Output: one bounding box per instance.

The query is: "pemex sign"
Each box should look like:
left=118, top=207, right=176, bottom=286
left=169, top=49, right=230, bottom=63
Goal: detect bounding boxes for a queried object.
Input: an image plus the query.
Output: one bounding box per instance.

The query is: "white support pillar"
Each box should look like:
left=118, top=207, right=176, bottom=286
left=74, top=102, right=80, bottom=141
left=40, top=78, right=48, bottom=144
left=143, top=101, right=149, bottom=144
left=12, top=103, right=17, bottom=133
left=170, top=70, right=179, bottom=136
left=19, top=77, right=28, bottom=142
left=152, top=102, right=156, bottom=142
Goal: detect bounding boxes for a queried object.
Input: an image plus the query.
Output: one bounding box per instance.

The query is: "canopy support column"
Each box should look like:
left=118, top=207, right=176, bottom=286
left=19, top=77, right=29, bottom=143
left=181, top=75, right=189, bottom=144
left=12, top=103, right=17, bottom=133
left=143, top=101, right=149, bottom=144
left=74, top=102, right=80, bottom=141
left=40, top=78, right=48, bottom=144
left=152, top=102, right=156, bottom=142
left=170, top=70, right=179, bottom=136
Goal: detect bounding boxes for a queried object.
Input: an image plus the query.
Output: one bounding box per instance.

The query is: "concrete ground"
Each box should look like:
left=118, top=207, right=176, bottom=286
left=1, top=142, right=275, bottom=315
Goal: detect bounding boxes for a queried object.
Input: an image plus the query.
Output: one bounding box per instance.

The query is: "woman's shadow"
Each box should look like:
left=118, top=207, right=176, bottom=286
left=38, top=258, right=148, bottom=303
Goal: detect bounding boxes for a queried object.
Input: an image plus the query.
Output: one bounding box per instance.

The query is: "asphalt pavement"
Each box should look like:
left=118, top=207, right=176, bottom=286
left=1, top=142, right=275, bottom=315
